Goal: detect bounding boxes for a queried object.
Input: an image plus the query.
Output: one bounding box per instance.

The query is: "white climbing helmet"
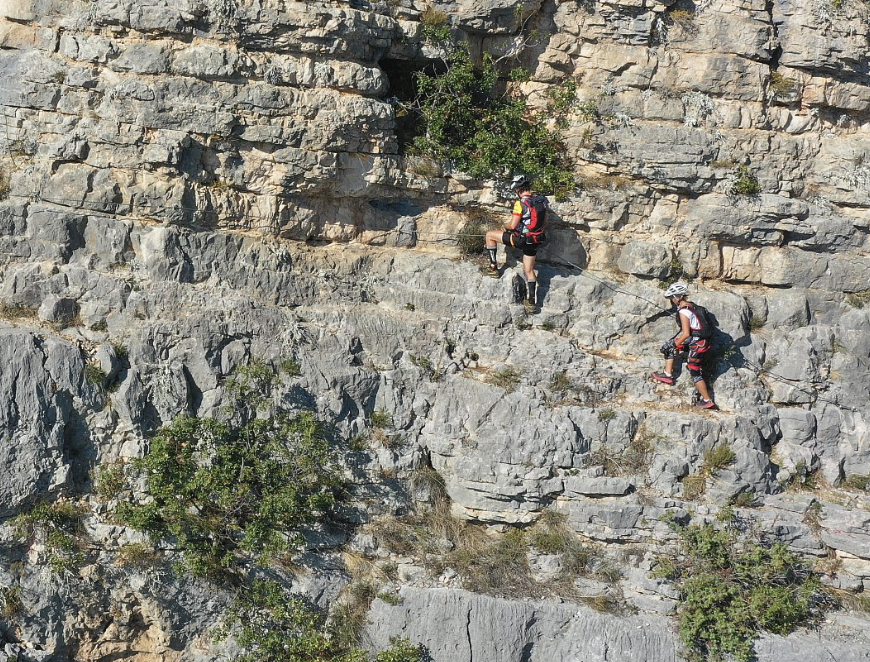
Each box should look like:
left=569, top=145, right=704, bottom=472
left=664, top=282, right=689, bottom=298
left=510, top=174, right=531, bottom=191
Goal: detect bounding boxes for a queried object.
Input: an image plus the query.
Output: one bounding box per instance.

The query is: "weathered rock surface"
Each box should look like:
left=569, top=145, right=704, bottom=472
left=2, top=0, right=870, bottom=659
left=365, top=587, right=870, bottom=662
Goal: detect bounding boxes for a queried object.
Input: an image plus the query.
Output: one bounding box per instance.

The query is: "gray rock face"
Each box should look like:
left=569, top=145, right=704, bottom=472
left=0, top=330, right=87, bottom=517
left=2, top=0, right=870, bottom=659
left=365, top=587, right=870, bottom=662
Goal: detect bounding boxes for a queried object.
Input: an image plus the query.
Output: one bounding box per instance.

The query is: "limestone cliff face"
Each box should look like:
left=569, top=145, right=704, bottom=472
left=1, top=1, right=870, bottom=661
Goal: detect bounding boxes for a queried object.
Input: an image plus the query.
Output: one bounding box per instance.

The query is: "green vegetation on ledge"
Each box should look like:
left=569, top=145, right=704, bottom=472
left=659, top=514, right=827, bottom=662
left=217, top=579, right=424, bottom=662
left=118, top=361, right=342, bottom=581
left=408, top=44, right=576, bottom=199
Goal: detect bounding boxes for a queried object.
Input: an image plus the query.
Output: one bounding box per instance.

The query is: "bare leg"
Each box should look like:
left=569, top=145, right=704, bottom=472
left=485, top=230, right=502, bottom=268
left=522, top=254, right=536, bottom=283
left=695, top=379, right=713, bottom=401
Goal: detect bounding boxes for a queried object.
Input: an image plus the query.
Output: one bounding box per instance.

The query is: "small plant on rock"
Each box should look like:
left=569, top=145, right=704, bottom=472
left=85, top=363, right=107, bottom=385
left=730, top=165, right=761, bottom=195
left=0, top=169, right=10, bottom=201
left=457, top=206, right=497, bottom=257
left=370, top=408, right=394, bottom=429
left=420, top=6, right=451, bottom=44
left=279, top=357, right=302, bottom=377
left=489, top=367, right=522, bottom=393
left=769, top=71, right=797, bottom=97
left=12, top=500, right=87, bottom=574
left=94, top=462, right=126, bottom=500
left=845, top=289, right=870, bottom=309
left=0, top=301, right=37, bottom=321
left=668, top=8, right=696, bottom=28
left=1, top=586, right=22, bottom=618
left=704, top=444, right=736, bottom=471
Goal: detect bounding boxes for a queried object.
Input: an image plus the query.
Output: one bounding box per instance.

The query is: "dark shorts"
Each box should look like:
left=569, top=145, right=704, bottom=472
left=501, top=231, right=544, bottom=257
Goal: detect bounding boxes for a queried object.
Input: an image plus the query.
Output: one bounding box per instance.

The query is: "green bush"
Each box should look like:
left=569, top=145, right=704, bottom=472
left=280, top=357, right=302, bottom=377
left=12, top=501, right=86, bottom=573
left=667, top=520, right=824, bottom=662
left=731, top=165, right=761, bottom=195
left=420, top=6, right=450, bottom=44
left=217, top=580, right=424, bottom=662
left=118, top=363, right=342, bottom=581
left=375, top=637, right=424, bottom=662
left=769, top=71, right=796, bottom=96
left=94, top=462, right=126, bottom=500
left=703, top=444, right=736, bottom=472
left=547, top=79, right=577, bottom=114
left=411, top=46, right=575, bottom=199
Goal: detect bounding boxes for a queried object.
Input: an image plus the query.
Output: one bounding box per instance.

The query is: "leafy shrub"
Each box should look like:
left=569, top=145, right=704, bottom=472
left=12, top=501, right=86, bottom=573
left=85, top=363, right=107, bottom=385
left=665, top=520, right=824, bottom=662
left=508, top=67, right=531, bottom=82
left=375, top=637, right=424, bottom=662
left=118, top=363, right=342, bottom=581
left=411, top=47, right=575, bottom=199
left=94, top=463, right=126, bottom=500
left=420, top=6, right=450, bottom=44
left=280, top=357, right=302, bottom=377
left=547, top=78, right=577, bottom=114
left=730, top=165, right=761, bottom=195
left=217, top=580, right=424, bottom=662
left=218, top=580, right=353, bottom=662
left=576, top=99, right=599, bottom=123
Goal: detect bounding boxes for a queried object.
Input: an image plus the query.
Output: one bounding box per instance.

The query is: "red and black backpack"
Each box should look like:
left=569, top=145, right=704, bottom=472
left=519, top=194, right=548, bottom=244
